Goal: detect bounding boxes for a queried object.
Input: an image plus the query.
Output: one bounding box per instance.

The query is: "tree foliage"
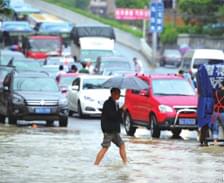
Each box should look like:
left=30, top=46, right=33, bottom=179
left=74, top=0, right=90, bottom=9
left=178, top=0, right=221, bottom=25
left=116, top=0, right=150, bottom=8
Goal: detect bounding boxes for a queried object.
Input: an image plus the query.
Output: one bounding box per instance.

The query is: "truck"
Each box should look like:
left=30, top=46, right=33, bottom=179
left=21, top=35, right=63, bottom=59
left=70, top=25, right=116, bottom=62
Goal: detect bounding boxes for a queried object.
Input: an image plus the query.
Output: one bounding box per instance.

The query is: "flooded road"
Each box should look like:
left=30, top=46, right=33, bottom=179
left=0, top=117, right=224, bottom=183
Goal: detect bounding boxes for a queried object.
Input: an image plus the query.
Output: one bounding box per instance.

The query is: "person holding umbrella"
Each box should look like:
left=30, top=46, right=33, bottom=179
left=94, top=87, right=127, bottom=165
left=196, top=65, right=214, bottom=146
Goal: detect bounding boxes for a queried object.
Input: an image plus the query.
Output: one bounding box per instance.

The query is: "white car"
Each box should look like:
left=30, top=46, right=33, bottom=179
left=67, top=75, right=111, bottom=117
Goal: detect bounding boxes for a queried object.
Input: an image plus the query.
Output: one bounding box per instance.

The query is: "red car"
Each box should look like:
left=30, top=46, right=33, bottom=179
left=124, top=74, right=198, bottom=138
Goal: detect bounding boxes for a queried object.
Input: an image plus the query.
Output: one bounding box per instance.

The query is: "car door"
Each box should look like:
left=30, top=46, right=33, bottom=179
left=0, top=66, right=14, bottom=116
left=130, top=89, right=150, bottom=123
left=69, top=78, right=80, bottom=112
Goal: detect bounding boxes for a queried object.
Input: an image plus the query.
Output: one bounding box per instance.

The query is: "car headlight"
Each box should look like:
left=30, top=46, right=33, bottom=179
left=84, top=96, right=95, bottom=102
left=59, top=98, right=68, bottom=106
left=12, top=94, right=24, bottom=105
left=158, top=105, right=173, bottom=113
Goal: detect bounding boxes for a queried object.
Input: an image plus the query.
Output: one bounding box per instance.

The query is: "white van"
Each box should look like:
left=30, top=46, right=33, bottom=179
left=181, top=49, right=224, bottom=75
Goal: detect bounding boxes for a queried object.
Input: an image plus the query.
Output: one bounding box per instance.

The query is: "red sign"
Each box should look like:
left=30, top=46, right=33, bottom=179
left=115, top=8, right=149, bottom=20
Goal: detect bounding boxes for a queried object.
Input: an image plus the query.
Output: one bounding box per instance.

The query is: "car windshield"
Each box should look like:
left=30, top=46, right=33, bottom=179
left=29, top=39, right=60, bottom=52
left=13, top=77, right=59, bottom=92
left=193, top=59, right=224, bottom=68
left=13, top=61, right=42, bottom=70
left=152, top=79, right=195, bottom=96
left=82, top=78, right=107, bottom=89
left=164, top=50, right=181, bottom=56
left=80, top=50, right=113, bottom=62
left=59, top=77, right=75, bottom=86
left=102, top=61, right=131, bottom=70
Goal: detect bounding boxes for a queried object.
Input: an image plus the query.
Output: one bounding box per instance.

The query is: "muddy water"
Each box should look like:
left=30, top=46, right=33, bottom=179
left=0, top=119, right=224, bottom=183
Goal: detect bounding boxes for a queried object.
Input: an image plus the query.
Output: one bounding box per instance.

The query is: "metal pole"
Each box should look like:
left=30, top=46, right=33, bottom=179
left=143, top=19, right=146, bottom=39
left=152, top=32, right=157, bottom=65
left=172, top=0, right=176, bottom=26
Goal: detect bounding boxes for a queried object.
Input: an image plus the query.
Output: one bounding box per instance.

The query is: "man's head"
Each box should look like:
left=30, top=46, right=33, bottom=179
left=111, top=87, right=121, bottom=100
left=71, top=65, right=77, bottom=72
left=178, top=70, right=184, bottom=75
left=133, top=57, right=137, bottom=64
left=59, top=65, right=64, bottom=71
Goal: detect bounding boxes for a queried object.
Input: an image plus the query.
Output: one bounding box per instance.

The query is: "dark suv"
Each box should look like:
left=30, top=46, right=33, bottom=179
left=0, top=67, right=68, bottom=126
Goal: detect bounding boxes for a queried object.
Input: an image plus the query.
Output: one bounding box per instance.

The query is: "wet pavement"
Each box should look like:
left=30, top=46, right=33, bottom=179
left=0, top=117, right=224, bottom=183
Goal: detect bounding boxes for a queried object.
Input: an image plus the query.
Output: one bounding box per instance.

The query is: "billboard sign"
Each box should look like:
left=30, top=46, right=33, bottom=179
left=115, top=8, right=149, bottom=20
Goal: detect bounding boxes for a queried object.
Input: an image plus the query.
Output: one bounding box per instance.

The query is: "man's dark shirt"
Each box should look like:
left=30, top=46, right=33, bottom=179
left=101, top=97, right=123, bottom=133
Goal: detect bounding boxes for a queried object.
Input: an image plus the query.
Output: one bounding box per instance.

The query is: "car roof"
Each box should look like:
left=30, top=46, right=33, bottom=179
left=58, top=73, right=80, bottom=77
left=1, top=21, right=33, bottom=32
left=137, top=74, right=183, bottom=80
left=193, top=49, right=224, bottom=60
left=29, top=35, right=61, bottom=39
left=77, top=75, right=111, bottom=80
left=14, top=70, right=49, bottom=78
left=1, top=50, right=25, bottom=56
left=100, top=56, right=130, bottom=62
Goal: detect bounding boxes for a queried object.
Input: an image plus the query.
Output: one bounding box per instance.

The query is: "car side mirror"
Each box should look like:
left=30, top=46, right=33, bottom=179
left=72, top=85, right=79, bottom=91
left=139, top=90, right=149, bottom=97
left=3, top=86, right=9, bottom=91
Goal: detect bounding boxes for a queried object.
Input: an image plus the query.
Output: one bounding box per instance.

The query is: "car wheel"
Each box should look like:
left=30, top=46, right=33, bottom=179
left=175, top=62, right=181, bottom=68
left=0, top=114, right=6, bottom=123
left=59, top=116, right=68, bottom=127
left=46, top=120, right=54, bottom=127
left=124, top=112, right=136, bottom=136
left=8, top=115, right=17, bottom=125
left=150, top=114, right=160, bottom=138
left=68, top=110, right=74, bottom=117
left=171, top=129, right=182, bottom=138
left=77, top=101, right=84, bottom=118
left=160, top=60, right=165, bottom=67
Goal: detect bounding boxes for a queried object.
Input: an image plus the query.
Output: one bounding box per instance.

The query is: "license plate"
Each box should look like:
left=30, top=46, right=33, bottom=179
left=179, top=118, right=196, bottom=125
left=35, top=108, right=51, bottom=114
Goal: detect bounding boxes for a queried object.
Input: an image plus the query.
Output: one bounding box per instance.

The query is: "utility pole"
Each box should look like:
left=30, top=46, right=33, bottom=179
left=106, top=0, right=116, bottom=17
left=172, top=0, right=176, bottom=26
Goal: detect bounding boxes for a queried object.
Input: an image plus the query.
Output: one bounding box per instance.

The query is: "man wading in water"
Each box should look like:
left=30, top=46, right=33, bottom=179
left=94, top=88, right=128, bottom=165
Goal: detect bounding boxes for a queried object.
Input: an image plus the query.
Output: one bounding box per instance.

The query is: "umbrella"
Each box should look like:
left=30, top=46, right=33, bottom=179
left=196, top=64, right=214, bottom=128
left=102, top=76, right=148, bottom=90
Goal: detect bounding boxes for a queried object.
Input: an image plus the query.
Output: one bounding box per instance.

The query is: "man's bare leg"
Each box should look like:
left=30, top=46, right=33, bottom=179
left=119, top=144, right=128, bottom=164
left=94, top=147, right=108, bottom=165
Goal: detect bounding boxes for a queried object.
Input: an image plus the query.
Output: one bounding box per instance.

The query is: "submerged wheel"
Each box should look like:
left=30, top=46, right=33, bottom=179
left=124, top=112, right=136, bottom=136
left=150, top=114, right=160, bottom=138
left=46, top=120, right=54, bottom=127
left=171, top=129, right=182, bottom=138
left=59, top=117, right=68, bottom=127
left=0, top=114, right=6, bottom=123
left=77, top=101, right=84, bottom=118
left=8, top=115, right=17, bottom=125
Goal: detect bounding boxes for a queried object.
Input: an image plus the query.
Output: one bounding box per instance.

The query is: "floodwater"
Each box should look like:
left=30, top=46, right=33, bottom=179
left=0, top=118, right=224, bottom=183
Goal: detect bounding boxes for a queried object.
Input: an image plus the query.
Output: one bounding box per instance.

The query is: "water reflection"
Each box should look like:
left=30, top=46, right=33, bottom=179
left=0, top=122, right=224, bottom=183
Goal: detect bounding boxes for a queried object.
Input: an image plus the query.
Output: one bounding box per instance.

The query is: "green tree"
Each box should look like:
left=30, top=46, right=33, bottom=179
left=74, top=0, right=90, bottom=10
left=178, top=0, right=218, bottom=25
left=116, top=0, right=149, bottom=8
